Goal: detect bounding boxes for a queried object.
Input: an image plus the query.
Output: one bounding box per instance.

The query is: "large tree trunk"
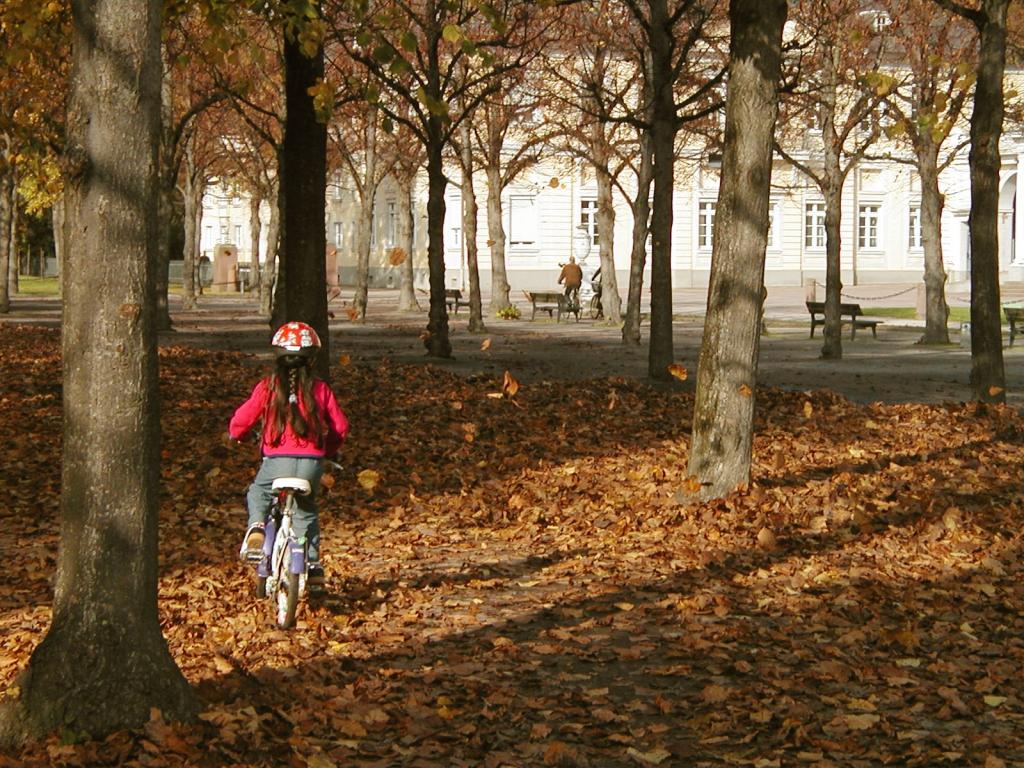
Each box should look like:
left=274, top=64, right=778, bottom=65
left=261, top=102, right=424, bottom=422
left=0, top=0, right=196, bottom=744
left=967, top=0, right=1008, bottom=403
left=353, top=111, right=377, bottom=322
left=688, top=0, right=787, bottom=500
left=647, top=0, right=676, bottom=380
left=485, top=164, right=511, bottom=314
left=274, top=17, right=329, bottom=376
left=396, top=175, right=420, bottom=311
left=918, top=144, right=950, bottom=344
left=460, top=122, right=485, bottom=333
left=623, top=127, right=653, bottom=346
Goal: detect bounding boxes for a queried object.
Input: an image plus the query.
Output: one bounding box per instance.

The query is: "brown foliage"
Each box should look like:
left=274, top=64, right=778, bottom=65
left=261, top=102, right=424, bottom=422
left=2, top=325, right=1023, bottom=765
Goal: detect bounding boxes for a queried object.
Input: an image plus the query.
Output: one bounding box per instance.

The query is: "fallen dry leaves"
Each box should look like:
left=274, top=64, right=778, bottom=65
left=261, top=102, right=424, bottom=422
left=1, top=324, right=1023, bottom=767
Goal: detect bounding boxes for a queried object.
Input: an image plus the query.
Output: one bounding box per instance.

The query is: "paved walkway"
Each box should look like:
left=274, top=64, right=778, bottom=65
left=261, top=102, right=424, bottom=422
left=3, top=284, right=1024, bottom=407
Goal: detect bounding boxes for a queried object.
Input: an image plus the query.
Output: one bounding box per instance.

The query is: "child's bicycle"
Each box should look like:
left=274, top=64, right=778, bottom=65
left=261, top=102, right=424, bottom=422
left=251, top=462, right=341, bottom=629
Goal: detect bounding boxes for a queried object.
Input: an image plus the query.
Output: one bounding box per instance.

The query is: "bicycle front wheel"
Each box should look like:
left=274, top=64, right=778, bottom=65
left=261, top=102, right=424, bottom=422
left=589, top=295, right=602, bottom=319
left=275, top=570, right=300, bottom=629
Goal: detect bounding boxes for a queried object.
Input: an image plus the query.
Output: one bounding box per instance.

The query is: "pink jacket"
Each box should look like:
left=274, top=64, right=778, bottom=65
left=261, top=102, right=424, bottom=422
left=229, top=378, right=349, bottom=458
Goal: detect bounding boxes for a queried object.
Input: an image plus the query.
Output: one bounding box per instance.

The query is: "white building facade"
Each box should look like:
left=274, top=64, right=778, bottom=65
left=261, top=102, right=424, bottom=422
left=197, top=132, right=1024, bottom=296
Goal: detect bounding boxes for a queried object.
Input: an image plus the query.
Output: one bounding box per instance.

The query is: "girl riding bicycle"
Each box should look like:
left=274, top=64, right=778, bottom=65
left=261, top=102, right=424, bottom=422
left=229, top=321, right=349, bottom=592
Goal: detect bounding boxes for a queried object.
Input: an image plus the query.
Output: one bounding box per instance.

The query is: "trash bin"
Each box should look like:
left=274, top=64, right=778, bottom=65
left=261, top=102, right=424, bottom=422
left=237, top=264, right=251, bottom=292
left=198, top=255, right=213, bottom=288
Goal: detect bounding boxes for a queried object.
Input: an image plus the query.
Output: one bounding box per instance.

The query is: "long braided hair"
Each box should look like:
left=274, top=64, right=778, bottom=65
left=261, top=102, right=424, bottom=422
left=262, top=355, right=324, bottom=448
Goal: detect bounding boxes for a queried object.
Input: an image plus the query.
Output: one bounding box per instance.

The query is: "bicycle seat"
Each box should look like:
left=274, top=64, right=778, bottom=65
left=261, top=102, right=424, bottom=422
left=272, top=477, right=312, bottom=495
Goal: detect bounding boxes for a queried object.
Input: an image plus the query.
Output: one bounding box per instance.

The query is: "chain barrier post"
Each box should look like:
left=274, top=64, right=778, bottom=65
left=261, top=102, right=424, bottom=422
left=804, top=277, right=817, bottom=302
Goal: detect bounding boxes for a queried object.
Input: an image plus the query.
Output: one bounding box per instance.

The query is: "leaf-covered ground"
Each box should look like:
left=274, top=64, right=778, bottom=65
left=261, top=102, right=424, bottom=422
left=1, top=324, right=1023, bottom=767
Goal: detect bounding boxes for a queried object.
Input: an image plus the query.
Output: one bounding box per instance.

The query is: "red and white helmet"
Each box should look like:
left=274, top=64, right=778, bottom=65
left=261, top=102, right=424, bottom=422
left=271, top=321, right=321, bottom=358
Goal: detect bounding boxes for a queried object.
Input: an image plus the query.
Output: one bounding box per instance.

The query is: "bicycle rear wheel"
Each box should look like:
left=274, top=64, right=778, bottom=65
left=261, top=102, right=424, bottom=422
left=275, top=570, right=300, bottom=628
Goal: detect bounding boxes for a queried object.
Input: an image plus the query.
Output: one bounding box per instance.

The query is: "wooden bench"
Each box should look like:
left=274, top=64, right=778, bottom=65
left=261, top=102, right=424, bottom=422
left=524, top=290, right=575, bottom=322
left=1004, top=305, right=1024, bottom=346
left=806, top=301, right=882, bottom=339
left=444, top=288, right=471, bottom=314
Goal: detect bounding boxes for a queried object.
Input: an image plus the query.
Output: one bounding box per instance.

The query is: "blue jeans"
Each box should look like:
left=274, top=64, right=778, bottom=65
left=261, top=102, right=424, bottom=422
left=247, top=456, right=324, bottom=564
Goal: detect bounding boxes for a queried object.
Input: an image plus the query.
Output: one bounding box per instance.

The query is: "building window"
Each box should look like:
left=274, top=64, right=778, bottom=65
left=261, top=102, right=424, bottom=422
left=334, top=222, right=344, bottom=248
left=579, top=199, right=599, bottom=247
left=219, top=222, right=229, bottom=243
left=805, top=202, right=826, bottom=248
left=698, top=201, right=716, bottom=249
left=767, top=202, right=780, bottom=249
left=234, top=224, right=242, bottom=244
left=385, top=200, right=397, bottom=246
left=859, top=204, right=880, bottom=249
left=908, top=205, right=922, bottom=249
left=508, top=195, right=536, bottom=246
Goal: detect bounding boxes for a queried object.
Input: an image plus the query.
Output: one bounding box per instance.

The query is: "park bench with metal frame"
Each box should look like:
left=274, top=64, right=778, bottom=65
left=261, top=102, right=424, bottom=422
left=524, top=290, right=576, bottom=322
left=444, top=289, right=471, bottom=314
left=806, top=301, right=882, bottom=339
left=1004, top=305, right=1024, bottom=347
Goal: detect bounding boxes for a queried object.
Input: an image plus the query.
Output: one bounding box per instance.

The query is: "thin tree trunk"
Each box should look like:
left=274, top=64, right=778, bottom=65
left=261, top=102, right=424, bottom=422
left=153, top=181, right=173, bottom=330
left=181, top=159, right=200, bottom=310
left=485, top=164, right=511, bottom=314
left=647, top=0, right=676, bottom=380
left=688, top=0, right=787, bottom=500
left=967, top=0, right=1008, bottom=402
left=260, top=177, right=280, bottom=316
left=153, top=55, right=174, bottom=331
left=8, top=171, right=18, bottom=295
left=623, top=128, right=653, bottom=345
left=595, top=164, right=620, bottom=322
left=424, top=128, right=452, bottom=358
left=918, top=145, right=950, bottom=343
left=460, top=122, right=485, bottom=332
left=821, top=174, right=844, bottom=359
left=0, top=162, right=11, bottom=313
left=587, top=49, right=621, bottom=325
left=396, top=175, right=420, bottom=311
left=248, top=194, right=262, bottom=294
left=0, top=0, right=195, bottom=744
left=820, top=52, right=844, bottom=361
left=274, top=18, right=329, bottom=376
left=353, top=111, right=377, bottom=321
left=52, top=194, right=66, bottom=292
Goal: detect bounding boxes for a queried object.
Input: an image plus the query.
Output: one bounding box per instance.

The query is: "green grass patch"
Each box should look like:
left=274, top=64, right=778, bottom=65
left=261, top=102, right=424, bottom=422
left=15, top=276, right=60, bottom=296
left=861, top=306, right=970, bottom=323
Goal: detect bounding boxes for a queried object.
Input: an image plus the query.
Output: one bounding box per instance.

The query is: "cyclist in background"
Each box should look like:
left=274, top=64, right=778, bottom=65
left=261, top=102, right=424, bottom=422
left=558, top=256, right=583, bottom=301
left=229, top=321, right=349, bottom=594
